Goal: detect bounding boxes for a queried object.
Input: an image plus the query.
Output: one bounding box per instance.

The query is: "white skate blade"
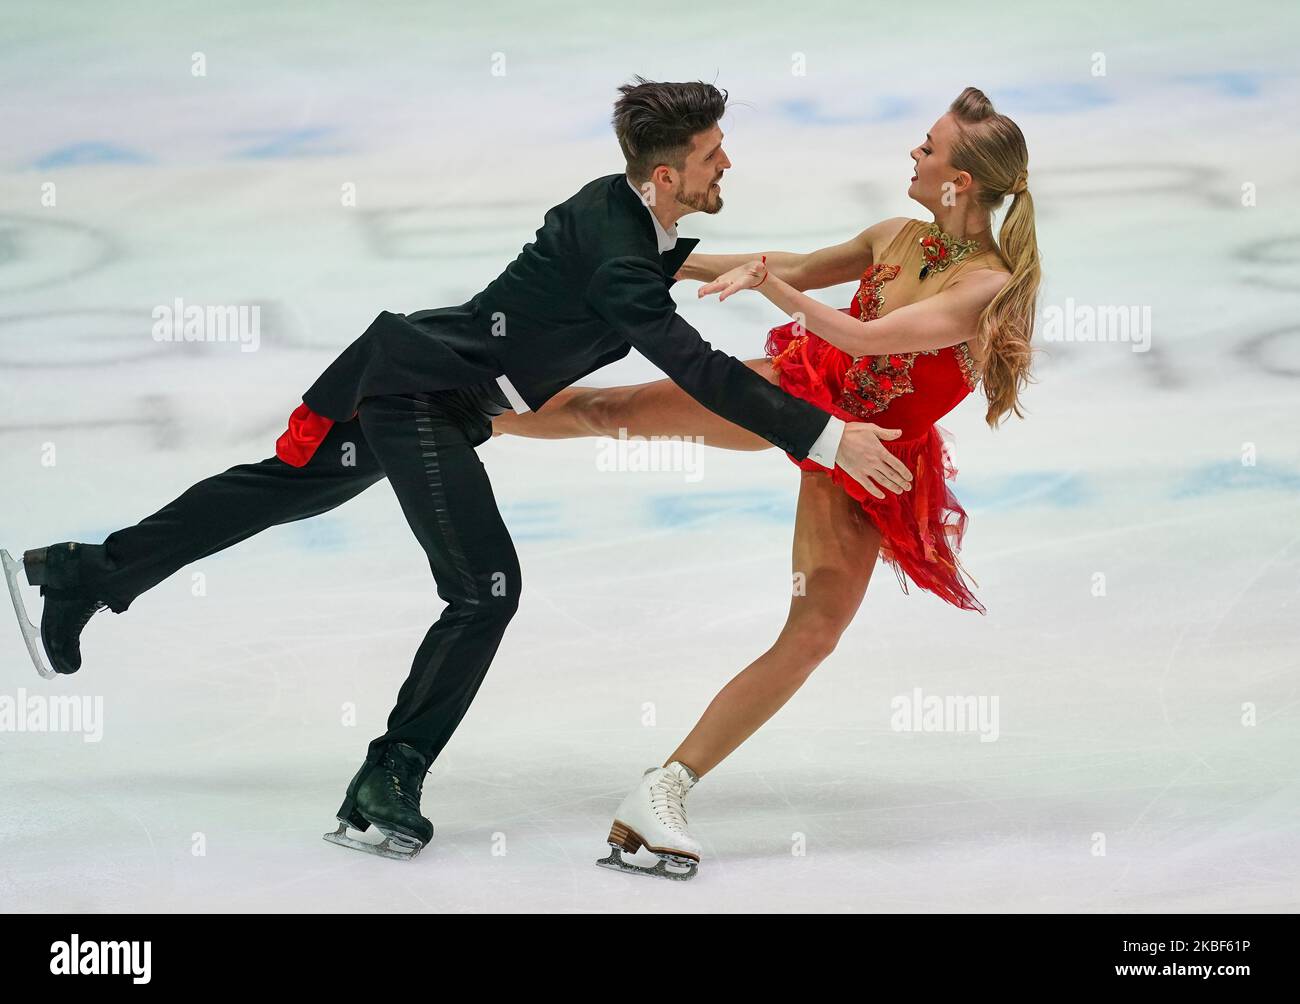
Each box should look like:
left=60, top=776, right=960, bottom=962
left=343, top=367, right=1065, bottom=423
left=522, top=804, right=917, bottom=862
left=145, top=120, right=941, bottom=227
left=323, top=822, right=423, bottom=861
left=595, top=845, right=698, bottom=881
left=2, top=550, right=56, bottom=680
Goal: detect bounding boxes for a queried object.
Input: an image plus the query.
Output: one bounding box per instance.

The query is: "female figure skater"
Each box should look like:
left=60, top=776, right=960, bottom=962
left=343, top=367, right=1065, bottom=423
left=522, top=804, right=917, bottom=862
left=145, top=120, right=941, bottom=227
left=495, top=87, right=1040, bottom=879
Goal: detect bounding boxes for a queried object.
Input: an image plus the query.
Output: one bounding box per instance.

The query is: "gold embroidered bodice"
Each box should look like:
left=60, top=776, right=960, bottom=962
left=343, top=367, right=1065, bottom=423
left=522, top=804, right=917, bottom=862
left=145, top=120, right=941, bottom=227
left=838, top=219, right=1004, bottom=420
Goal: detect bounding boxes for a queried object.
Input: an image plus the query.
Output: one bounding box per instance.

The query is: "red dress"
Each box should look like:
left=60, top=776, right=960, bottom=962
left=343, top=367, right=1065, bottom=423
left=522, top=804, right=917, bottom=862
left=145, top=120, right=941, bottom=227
left=765, top=256, right=989, bottom=613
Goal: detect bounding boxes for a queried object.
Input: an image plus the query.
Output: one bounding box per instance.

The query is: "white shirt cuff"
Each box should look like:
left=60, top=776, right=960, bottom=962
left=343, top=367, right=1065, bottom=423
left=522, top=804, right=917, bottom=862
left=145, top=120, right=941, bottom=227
left=804, top=415, right=844, bottom=470
left=496, top=374, right=531, bottom=415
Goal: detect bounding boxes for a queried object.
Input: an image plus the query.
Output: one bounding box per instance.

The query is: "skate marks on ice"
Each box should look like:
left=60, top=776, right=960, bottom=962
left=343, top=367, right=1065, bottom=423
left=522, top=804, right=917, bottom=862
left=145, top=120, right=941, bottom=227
left=0, top=213, right=119, bottom=296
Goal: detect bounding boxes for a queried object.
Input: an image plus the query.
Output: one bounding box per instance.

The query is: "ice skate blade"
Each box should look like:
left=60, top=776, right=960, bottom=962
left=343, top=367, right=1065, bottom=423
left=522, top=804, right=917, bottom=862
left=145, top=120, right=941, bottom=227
left=2, top=550, right=56, bottom=680
left=323, top=822, right=423, bottom=861
left=595, top=845, right=698, bottom=881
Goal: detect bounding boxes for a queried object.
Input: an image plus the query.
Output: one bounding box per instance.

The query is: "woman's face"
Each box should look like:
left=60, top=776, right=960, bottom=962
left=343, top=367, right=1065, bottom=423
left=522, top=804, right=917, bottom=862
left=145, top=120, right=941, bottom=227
left=908, top=112, right=963, bottom=210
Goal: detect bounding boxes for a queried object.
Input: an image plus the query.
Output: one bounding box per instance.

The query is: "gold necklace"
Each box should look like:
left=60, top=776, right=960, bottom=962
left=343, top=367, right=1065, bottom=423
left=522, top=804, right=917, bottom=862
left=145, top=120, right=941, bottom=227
left=918, top=223, right=984, bottom=280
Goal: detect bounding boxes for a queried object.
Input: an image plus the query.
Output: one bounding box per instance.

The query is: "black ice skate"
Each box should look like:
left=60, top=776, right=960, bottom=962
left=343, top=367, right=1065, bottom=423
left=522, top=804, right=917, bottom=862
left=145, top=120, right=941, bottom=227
left=2, top=543, right=109, bottom=679
left=323, top=743, right=436, bottom=861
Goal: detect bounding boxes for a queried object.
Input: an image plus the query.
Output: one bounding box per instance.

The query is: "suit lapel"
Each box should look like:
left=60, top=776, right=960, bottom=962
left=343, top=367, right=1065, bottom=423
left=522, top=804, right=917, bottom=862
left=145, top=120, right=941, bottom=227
left=660, top=237, right=699, bottom=280
left=611, top=175, right=701, bottom=279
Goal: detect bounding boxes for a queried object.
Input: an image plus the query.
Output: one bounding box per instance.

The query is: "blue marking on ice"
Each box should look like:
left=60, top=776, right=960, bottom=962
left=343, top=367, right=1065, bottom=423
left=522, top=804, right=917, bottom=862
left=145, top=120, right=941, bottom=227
left=287, top=517, right=348, bottom=551
left=231, top=127, right=346, bottom=159
left=995, top=84, right=1111, bottom=114
left=649, top=490, right=795, bottom=527
left=500, top=500, right=569, bottom=541
left=35, top=143, right=151, bottom=168
left=1175, top=72, right=1263, bottom=98
left=932, top=470, right=1089, bottom=511
left=1171, top=462, right=1300, bottom=498
left=777, top=95, right=913, bottom=125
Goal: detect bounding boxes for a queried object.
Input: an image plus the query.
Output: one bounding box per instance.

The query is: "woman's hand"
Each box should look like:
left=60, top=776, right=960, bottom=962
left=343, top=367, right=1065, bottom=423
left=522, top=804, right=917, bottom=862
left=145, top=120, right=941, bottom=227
left=697, top=257, right=768, bottom=302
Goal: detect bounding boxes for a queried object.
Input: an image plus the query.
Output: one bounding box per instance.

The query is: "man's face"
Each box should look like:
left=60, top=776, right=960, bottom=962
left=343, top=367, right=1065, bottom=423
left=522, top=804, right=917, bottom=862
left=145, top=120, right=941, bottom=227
left=672, top=124, right=730, bottom=215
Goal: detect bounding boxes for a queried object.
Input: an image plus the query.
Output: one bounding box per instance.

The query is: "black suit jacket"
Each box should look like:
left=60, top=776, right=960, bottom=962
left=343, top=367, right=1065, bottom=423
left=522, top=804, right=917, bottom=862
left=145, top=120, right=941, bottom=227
left=301, top=173, right=830, bottom=458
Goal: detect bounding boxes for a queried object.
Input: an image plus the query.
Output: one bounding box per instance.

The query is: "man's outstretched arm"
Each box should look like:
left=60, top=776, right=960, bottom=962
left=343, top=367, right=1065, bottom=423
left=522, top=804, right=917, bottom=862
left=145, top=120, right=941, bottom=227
left=584, top=256, right=911, bottom=497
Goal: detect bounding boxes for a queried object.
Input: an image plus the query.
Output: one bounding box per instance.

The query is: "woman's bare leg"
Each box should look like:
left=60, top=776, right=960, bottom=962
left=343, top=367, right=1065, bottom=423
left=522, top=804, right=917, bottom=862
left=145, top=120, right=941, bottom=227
left=666, top=470, right=882, bottom=777
left=492, top=359, right=777, bottom=452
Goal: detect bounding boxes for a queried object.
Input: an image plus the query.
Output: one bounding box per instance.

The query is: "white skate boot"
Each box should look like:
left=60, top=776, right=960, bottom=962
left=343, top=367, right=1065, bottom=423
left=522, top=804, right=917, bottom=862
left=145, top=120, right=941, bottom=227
left=596, top=761, right=702, bottom=881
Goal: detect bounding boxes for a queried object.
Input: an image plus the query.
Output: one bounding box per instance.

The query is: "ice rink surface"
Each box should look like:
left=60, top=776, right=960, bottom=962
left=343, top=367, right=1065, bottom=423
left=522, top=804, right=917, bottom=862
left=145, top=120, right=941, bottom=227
left=1, top=1, right=1297, bottom=912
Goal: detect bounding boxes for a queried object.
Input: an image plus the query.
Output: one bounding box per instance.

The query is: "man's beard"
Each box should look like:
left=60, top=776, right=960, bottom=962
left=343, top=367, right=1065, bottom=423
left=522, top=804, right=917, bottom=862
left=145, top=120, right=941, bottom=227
left=675, top=179, right=723, bottom=214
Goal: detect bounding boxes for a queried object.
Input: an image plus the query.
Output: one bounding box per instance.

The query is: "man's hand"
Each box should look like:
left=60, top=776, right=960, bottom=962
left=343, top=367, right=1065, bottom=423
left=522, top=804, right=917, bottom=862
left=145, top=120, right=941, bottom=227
left=834, top=423, right=913, bottom=499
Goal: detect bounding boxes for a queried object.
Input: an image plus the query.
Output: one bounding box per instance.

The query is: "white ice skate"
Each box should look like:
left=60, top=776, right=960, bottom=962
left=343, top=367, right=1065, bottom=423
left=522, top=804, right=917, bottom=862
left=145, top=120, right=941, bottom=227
left=596, top=761, right=702, bottom=881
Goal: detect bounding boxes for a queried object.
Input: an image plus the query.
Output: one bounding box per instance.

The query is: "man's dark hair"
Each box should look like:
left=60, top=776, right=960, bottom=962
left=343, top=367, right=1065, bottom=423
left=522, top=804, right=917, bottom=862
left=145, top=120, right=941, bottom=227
left=612, top=77, right=728, bottom=184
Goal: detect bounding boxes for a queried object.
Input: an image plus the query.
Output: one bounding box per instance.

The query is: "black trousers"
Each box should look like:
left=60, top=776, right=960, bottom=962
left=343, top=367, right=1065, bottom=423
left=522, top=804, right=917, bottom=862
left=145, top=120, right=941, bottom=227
left=80, top=386, right=520, bottom=765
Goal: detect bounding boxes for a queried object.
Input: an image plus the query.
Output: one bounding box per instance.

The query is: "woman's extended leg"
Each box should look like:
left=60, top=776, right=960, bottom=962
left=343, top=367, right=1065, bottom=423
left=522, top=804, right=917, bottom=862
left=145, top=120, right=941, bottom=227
left=666, top=469, right=883, bottom=777
left=492, top=359, right=777, bottom=451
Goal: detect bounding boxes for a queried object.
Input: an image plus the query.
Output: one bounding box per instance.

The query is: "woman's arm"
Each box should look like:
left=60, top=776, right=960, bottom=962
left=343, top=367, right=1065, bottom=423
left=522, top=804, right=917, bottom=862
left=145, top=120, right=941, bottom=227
left=700, top=260, right=1010, bottom=356
left=678, top=251, right=804, bottom=286
left=677, top=217, right=907, bottom=292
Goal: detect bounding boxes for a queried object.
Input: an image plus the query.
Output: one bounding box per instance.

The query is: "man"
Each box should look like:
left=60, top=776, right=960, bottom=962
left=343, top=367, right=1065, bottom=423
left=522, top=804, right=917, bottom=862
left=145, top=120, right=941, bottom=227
left=4, top=77, right=907, bottom=860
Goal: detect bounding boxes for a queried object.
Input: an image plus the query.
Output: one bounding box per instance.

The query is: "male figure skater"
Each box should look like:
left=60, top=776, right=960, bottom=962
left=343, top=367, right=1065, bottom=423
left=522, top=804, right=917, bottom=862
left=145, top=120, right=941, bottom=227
left=3, top=77, right=907, bottom=860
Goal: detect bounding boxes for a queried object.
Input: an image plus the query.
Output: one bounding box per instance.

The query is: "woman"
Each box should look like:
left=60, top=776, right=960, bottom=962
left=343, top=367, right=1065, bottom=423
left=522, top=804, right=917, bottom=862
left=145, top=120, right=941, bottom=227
left=496, top=87, right=1040, bottom=878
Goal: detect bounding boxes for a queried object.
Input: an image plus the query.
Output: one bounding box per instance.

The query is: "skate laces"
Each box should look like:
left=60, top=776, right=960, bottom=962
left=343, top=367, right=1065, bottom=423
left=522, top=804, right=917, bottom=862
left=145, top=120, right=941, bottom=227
left=74, top=599, right=107, bottom=633
left=383, top=750, right=427, bottom=812
left=385, top=768, right=419, bottom=811
left=650, top=771, right=691, bottom=832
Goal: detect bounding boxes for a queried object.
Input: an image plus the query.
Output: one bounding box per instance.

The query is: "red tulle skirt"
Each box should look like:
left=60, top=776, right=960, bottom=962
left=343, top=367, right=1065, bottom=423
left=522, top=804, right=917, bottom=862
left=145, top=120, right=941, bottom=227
left=766, top=324, right=985, bottom=614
